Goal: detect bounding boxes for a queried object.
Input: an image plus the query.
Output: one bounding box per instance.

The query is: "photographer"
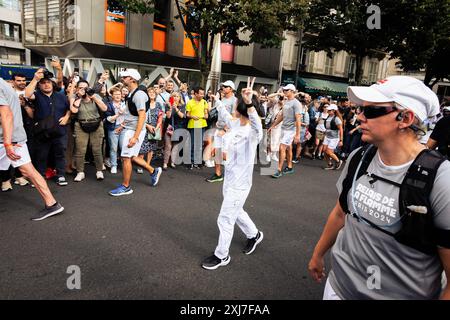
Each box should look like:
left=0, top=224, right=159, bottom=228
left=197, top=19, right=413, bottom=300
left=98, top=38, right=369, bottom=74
left=24, top=68, right=71, bottom=186
left=70, top=80, right=107, bottom=182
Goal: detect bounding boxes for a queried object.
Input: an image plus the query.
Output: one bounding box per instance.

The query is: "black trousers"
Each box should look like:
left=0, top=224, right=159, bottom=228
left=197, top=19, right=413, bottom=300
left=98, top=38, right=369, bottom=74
left=33, top=134, right=67, bottom=178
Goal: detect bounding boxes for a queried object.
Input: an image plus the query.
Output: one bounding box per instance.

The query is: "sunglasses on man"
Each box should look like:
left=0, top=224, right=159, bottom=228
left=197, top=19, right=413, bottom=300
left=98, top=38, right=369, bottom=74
left=359, top=105, right=398, bottom=119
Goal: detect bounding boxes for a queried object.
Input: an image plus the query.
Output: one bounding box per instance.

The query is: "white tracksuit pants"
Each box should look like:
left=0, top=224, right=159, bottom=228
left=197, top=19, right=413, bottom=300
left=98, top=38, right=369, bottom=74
left=214, top=187, right=258, bottom=259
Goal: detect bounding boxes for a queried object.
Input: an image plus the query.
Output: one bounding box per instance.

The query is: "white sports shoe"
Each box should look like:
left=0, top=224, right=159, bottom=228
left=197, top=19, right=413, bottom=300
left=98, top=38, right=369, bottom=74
left=110, top=166, right=117, bottom=174
left=74, top=172, right=85, bottom=182
left=96, top=171, right=104, bottom=180
left=14, top=177, right=29, bottom=186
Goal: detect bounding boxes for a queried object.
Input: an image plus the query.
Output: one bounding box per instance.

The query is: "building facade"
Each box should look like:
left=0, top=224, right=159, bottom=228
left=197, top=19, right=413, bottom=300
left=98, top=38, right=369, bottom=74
left=21, top=0, right=280, bottom=90
left=1, top=0, right=30, bottom=65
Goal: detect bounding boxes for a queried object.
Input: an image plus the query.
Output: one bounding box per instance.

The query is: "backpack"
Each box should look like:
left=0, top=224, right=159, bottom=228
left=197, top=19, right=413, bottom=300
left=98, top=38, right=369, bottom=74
left=325, top=115, right=338, bottom=130
left=339, top=144, right=450, bottom=255
left=127, top=88, right=150, bottom=116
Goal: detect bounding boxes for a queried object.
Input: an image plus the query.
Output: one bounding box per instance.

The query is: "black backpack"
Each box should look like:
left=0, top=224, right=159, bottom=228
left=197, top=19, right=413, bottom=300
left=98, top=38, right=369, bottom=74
left=127, top=88, right=150, bottom=116
left=339, top=144, right=450, bottom=255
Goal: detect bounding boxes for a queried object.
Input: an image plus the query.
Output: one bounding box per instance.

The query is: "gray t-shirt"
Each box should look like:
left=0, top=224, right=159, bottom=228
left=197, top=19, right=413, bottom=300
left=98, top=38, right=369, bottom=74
left=0, top=78, right=27, bottom=143
left=123, top=89, right=149, bottom=131
left=325, top=116, right=342, bottom=139
left=329, top=148, right=450, bottom=299
left=281, top=98, right=301, bottom=131
left=216, top=95, right=237, bottom=129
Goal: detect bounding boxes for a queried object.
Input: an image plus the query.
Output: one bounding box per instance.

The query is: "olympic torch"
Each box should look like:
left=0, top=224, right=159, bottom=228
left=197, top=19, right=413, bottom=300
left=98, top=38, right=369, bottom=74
left=207, top=33, right=222, bottom=94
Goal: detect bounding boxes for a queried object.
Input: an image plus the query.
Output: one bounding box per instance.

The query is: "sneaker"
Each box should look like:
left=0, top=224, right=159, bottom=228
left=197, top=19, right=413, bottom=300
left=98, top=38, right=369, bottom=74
left=150, top=167, right=162, bottom=186
left=335, top=160, right=344, bottom=170
left=292, top=157, right=300, bottom=164
left=14, top=177, right=29, bottom=186
left=1, top=180, right=12, bottom=192
left=136, top=168, right=144, bottom=174
left=162, top=164, right=168, bottom=171
left=74, top=172, right=85, bottom=182
left=170, top=162, right=176, bottom=168
left=266, top=154, right=271, bottom=162
left=110, top=166, right=117, bottom=174
left=104, top=158, right=111, bottom=168
left=283, top=167, right=295, bottom=175
left=31, top=202, right=64, bottom=221
left=96, top=171, right=104, bottom=180
left=57, top=176, right=68, bottom=186
left=201, top=254, right=231, bottom=270
left=271, top=170, right=283, bottom=179
left=243, top=231, right=264, bottom=255
left=206, top=174, right=224, bottom=183
left=109, top=184, right=133, bottom=197
left=324, top=164, right=336, bottom=170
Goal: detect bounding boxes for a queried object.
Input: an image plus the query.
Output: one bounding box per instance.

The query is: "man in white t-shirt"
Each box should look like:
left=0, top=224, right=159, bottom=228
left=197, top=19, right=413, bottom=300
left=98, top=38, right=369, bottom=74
left=267, top=84, right=302, bottom=178
left=109, top=69, right=162, bottom=197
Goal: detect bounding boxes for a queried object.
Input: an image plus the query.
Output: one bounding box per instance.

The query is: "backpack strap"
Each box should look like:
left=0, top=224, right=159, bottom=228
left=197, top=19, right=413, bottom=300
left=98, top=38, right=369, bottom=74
left=395, top=149, right=448, bottom=254
left=338, top=144, right=377, bottom=214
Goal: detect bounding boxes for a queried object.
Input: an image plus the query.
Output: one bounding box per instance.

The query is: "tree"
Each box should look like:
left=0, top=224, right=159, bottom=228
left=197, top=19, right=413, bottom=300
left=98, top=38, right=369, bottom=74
left=117, top=0, right=308, bottom=87
left=383, top=0, right=450, bottom=87
left=304, top=0, right=389, bottom=85
left=304, top=0, right=450, bottom=87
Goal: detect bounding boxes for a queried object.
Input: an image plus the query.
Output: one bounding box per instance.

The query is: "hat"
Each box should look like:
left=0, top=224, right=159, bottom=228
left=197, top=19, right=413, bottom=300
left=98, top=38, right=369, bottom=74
left=282, top=84, right=296, bottom=91
left=119, top=69, right=141, bottom=81
left=443, top=106, right=450, bottom=112
left=220, top=80, right=235, bottom=90
left=347, top=76, right=440, bottom=122
left=327, top=104, right=338, bottom=111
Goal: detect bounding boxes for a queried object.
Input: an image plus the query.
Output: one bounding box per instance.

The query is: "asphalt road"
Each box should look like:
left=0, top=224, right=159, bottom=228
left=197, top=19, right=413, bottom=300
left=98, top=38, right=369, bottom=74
left=0, top=157, right=342, bottom=300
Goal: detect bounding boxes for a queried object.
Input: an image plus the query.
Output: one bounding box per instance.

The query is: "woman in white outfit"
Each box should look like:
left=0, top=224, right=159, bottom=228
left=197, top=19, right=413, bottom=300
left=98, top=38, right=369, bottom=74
left=202, top=84, right=264, bottom=270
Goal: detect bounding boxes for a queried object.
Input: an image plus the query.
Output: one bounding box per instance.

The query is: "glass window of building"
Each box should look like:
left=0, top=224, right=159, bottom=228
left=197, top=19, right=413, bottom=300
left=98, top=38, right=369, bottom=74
left=105, top=0, right=126, bottom=45
left=0, top=0, right=21, bottom=11
left=368, top=60, right=378, bottom=83
left=324, top=54, right=334, bottom=75
left=153, top=0, right=170, bottom=52
left=307, top=51, right=315, bottom=73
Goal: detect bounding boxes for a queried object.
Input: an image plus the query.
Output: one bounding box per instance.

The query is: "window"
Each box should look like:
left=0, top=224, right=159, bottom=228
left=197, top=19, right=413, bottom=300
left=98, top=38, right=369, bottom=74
left=152, top=0, right=170, bottom=52
left=153, top=0, right=170, bottom=26
left=0, top=47, right=25, bottom=64
left=347, top=56, right=356, bottom=79
left=306, top=51, right=315, bottom=73
left=0, top=21, right=21, bottom=42
left=368, top=60, right=378, bottom=83
left=23, top=0, right=74, bottom=45
left=0, top=0, right=21, bottom=11
left=324, top=54, right=334, bottom=75
left=105, top=0, right=126, bottom=45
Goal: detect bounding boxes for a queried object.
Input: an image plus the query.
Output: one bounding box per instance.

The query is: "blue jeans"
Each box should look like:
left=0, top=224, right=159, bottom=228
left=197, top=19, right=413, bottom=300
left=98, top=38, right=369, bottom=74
left=108, top=126, right=125, bottom=167
left=189, top=128, right=205, bottom=164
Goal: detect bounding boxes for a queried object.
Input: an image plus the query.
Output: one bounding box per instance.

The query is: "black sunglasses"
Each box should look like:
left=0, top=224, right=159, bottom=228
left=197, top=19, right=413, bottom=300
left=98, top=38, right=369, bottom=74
left=360, top=105, right=398, bottom=119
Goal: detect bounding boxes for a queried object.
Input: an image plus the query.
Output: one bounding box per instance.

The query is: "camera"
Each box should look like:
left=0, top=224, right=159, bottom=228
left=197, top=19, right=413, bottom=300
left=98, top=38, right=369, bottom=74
left=86, top=88, right=96, bottom=96
left=42, top=68, right=54, bottom=79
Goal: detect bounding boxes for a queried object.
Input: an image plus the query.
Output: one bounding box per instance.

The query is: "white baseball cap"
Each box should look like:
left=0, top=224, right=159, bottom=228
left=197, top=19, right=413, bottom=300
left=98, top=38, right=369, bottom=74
left=220, top=80, right=235, bottom=90
left=327, top=104, right=338, bottom=111
left=443, top=106, right=450, bottom=112
left=347, top=76, right=440, bottom=122
left=119, top=68, right=141, bottom=81
left=282, top=84, right=296, bottom=91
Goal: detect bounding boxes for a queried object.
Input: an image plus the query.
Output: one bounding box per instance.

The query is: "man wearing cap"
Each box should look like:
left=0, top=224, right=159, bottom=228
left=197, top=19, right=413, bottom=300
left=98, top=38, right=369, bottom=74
left=308, top=76, right=450, bottom=299
left=206, top=80, right=237, bottom=183
left=109, top=69, right=162, bottom=196
left=427, top=105, right=450, bottom=158
left=0, top=76, right=65, bottom=221
left=24, top=68, right=71, bottom=187
left=267, top=84, right=302, bottom=178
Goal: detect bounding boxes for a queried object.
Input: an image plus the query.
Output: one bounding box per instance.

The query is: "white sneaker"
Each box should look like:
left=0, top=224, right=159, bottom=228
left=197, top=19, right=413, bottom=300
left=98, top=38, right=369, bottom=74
left=104, top=158, right=111, bottom=168
left=14, top=177, right=29, bottom=186
left=96, top=171, right=104, bottom=180
left=110, top=166, right=117, bottom=174
left=74, top=172, right=85, bottom=182
left=1, top=180, right=12, bottom=192
left=271, top=152, right=279, bottom=162
left=266, top=154, right=271, bottom=162
left=136, top=168, right=144, bottom=174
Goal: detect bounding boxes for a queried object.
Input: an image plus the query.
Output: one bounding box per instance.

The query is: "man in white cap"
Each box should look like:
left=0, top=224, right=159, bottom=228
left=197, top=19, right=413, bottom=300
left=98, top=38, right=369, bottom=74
left=109, top=69, right=162, bottom=196
left=308, top=76, right=450, bottom=300
left=206, top=80, right=237, bottom=183
left=267, top=83, right=302, bottom=178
